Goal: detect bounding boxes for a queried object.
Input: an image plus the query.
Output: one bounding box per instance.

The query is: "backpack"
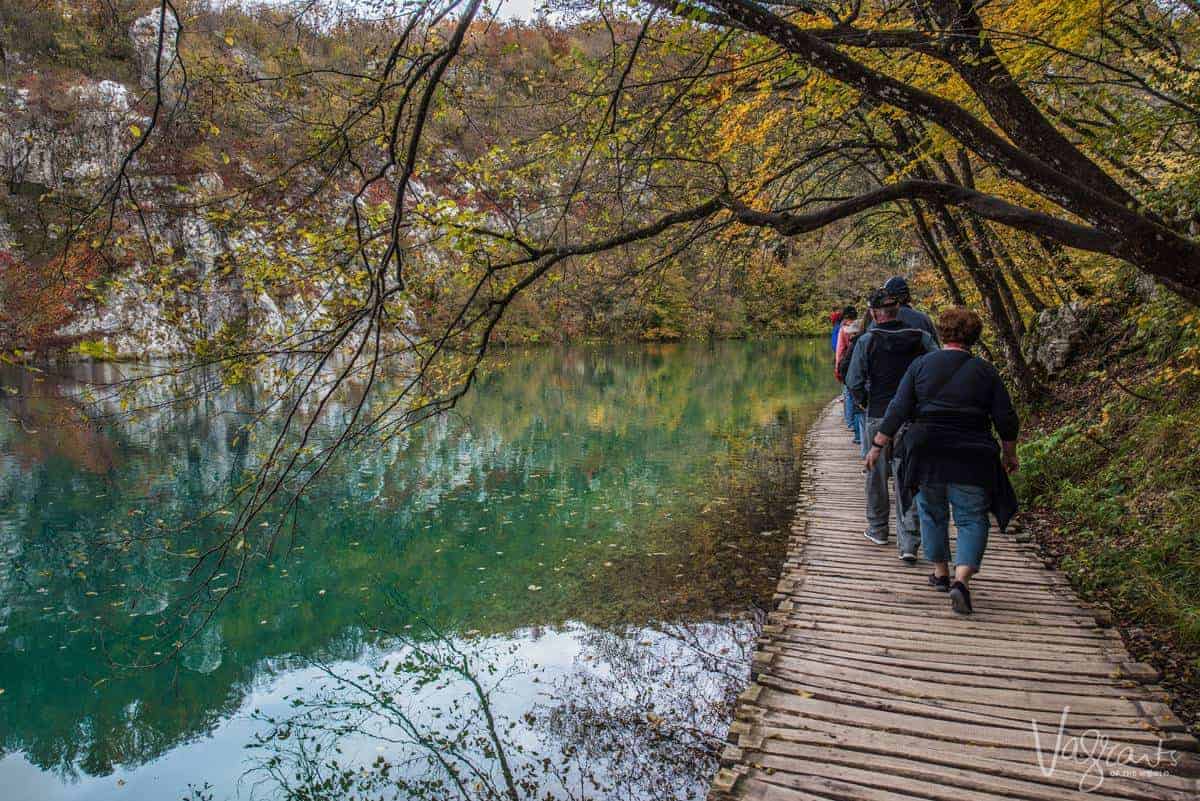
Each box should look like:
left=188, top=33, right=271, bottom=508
left=860, top=326, right=929, bottom=411
left=836, top=332, right=862, bottom=381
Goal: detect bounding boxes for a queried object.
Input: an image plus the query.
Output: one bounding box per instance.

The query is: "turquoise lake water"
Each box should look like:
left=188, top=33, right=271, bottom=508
left=0, top=339, right=837, bottom=800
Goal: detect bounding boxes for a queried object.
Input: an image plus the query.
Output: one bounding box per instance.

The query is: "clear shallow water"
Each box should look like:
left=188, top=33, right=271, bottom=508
left=0, top=340, right=837, bottom=800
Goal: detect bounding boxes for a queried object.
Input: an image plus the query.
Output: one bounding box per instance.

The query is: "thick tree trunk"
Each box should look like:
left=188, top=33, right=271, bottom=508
left=935, top=153, right=1027, bottom=338
left=885, top=121, right=1039, bottom=393
left=949, top=148, right=1047, bottom=314
left=922, top=0, right=1143, bottom=209
left=705, top=0, right=1200, bottom=304
left=990, top=232, right=1047, bottom=314
left=932, top=206, right=1041, bottom=397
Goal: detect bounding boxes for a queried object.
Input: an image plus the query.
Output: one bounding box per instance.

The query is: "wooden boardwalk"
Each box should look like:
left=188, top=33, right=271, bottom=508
left=711, top=401, right=1199, bottom=801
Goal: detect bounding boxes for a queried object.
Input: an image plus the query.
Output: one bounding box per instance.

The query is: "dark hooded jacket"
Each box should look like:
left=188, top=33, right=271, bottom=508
left=845, top=321, right=938, bottom=417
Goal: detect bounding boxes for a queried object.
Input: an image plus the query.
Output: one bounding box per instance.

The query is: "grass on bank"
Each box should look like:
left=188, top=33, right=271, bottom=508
left=1015, top=293, right=1200, bottom=666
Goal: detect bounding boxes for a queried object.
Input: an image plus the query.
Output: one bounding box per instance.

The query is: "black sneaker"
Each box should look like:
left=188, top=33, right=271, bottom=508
left=900, top=551, right=917, bottom=565
left=928, top=574, right=950, bottom=592
left=949, top=581, right=973, bottom=614
left=863, top=530, right=888, bottom=545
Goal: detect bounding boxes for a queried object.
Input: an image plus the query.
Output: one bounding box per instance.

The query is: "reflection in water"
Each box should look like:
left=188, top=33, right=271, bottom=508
left=247, top=616, right=753, bottom=801
left=0, top=340, right=837, bottom=799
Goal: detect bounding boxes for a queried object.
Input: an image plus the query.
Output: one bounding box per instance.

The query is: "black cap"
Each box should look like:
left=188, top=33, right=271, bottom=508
left=841, top=305, right=857, bottom=319
left=868, top=288, right=898, bottom=309
left=883, top=276, right=910, bottom=302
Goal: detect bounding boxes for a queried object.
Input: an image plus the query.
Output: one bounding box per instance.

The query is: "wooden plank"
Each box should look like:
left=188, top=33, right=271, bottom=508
left=760, top=631, right=1160, bottom=682
left=742, top=720, right=1199, bottom=798
left=763, top=621, right=1127, bottom=660
left=786, top=604, right=1114, bottom=641
left=710, top=401, right=1194, bottom=801
left=761, top=645, right=1159, bottom=697
left=750, top=680, right=1178, bottom=741
left=751, top=743, right=1193, bottom=801
left=763, top=651, right=1167, bottom=709
left=784, top=589, right=1102, bottom=625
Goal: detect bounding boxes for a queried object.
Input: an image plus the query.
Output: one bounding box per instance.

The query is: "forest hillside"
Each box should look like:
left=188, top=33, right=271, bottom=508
left=1, top=0, right=890, bottom=355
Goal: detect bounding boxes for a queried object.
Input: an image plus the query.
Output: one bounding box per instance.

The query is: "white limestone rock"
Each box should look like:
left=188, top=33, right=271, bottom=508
left=0, top=78, right=145, bottom=189
left=1026, top=302, right=1097, bottom=375
left=129, top=9, right=182, bottom=94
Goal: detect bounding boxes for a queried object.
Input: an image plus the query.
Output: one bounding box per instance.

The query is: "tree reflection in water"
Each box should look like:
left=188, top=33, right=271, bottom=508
left=536, top=617, right=757, bottom=800
left=0, top=340, right=836, bottom=798
left=247, top=612, right=756, bottom=801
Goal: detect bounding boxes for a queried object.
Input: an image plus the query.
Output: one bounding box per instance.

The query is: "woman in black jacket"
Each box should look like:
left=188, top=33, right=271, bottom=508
left=864, top=308, right=1020, bottom=614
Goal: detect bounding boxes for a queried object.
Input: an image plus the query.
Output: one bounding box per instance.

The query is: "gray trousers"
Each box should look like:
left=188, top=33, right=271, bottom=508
left=864, top=416, right=921, bottom=554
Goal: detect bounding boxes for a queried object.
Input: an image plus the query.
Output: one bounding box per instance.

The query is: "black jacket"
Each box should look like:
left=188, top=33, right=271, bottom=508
left=845, top=321, right=938, bottom=417
left=881, top=349, right=1020, bottom=530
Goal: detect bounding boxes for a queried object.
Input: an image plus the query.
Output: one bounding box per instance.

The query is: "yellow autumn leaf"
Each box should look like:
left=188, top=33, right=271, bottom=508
left=129, top=124, right=141, bottom=138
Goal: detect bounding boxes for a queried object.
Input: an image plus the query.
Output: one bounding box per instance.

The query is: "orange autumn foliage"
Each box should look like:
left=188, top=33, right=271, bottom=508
left=0, top=246, right=101, bottom=351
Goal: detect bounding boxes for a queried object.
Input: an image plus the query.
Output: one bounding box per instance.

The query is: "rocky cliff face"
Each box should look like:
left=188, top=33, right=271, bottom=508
left=0, top=12, right=292, bottom=358
left=0, top=76, right=141, bottom=188
left=54, top=169, right=293, bottom=357
left=128, top=7, right=182, bottom=94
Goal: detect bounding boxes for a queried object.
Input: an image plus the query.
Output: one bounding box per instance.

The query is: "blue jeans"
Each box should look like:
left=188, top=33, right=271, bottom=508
left=843, top=387, right=863, bottom=443
left=916, top=483, right=990, bottom=569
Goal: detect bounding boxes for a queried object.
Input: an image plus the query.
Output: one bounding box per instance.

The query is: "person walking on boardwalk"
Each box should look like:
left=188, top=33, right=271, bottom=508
left=867, top=276, right=939, bottom=345
left=866, top=307, right=1020, bottom=614
left=846, top=289, right=937, bottom=560
left=835, top=305, right=863, bottom=441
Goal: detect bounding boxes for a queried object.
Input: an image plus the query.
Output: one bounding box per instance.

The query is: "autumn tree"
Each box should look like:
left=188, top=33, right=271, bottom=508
left=10, top=0, right=1197, bottom=636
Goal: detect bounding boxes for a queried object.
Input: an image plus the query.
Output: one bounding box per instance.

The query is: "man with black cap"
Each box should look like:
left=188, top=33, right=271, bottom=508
left=846, top=288, right=938, bottom=560
left=877, top=275, right=939, bottom=344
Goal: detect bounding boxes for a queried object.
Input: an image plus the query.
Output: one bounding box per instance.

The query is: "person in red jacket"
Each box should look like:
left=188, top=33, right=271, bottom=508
left=834, top=306, right=862, bottom=443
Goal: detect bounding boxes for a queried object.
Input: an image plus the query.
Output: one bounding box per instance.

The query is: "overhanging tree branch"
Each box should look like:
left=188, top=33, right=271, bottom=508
left=722, top=180, right=1121, bottom=255
left=683, top=0, right=1200, bottom=302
